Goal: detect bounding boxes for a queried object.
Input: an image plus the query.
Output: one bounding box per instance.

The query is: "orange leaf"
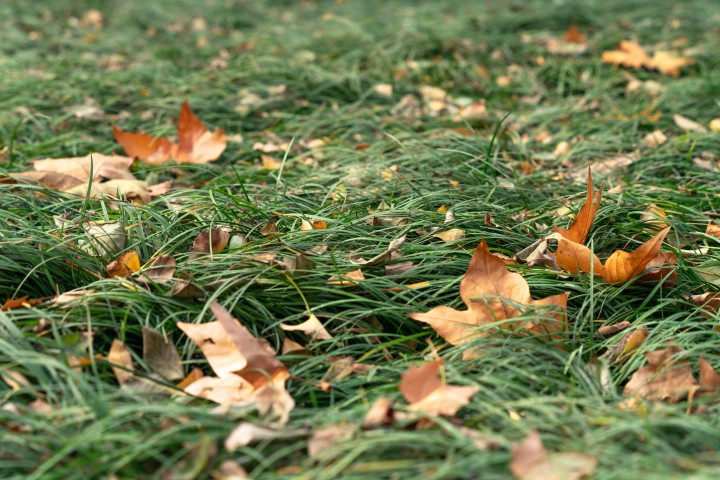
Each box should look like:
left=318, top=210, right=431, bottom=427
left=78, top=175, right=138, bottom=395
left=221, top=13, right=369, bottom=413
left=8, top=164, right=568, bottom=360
left=112, top=127, right=175, bottom=165
left=173, top=101, right=228, bottom=163
left=106, top=250, right=141, bottom=277
left=601, top=40, right=651, bottom=69
left=557, top=227, right=671, bottom=283
left=409, top=240, right=569, bottom=347
left=399, top=359, right=478, bottom=416
left=107, top=339, right=134, bottom=386
left=553, top=168, right=602, bottom=244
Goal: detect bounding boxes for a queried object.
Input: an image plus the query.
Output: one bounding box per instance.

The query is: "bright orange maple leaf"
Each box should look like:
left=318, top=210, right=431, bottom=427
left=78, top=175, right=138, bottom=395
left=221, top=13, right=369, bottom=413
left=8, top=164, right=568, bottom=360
left=553, top=168, right=601, bottom=245
left=409, top=240, right=569, bottom=348
left=556, top=226, right=671, bottom=283
left=114, top=101, right=227, bottom=164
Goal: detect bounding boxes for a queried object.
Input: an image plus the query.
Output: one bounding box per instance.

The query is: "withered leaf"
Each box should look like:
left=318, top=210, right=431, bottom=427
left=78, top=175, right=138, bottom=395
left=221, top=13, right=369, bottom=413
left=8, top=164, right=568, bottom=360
left=556, top=227, right=671, bottom=283
left=554, top=169, right=601, bottom=245
left=108, top=339, right=134, bottom=386
left=308, top=424, right=356, bottom=458
left=106, top=250, right=141, bottom=277
left=280, top=314, right=332, bottom=341
left=409, top=240, right=569, bottom=348
left=399, top=359, right=479, bottom=416
left=139, top=254, right=176, bottom=284
left=141, top=327, right=184, bottom=381
left=510, top=431, right=597, bottom=480
left=349, top=235, right=406, bottom=266
left=191, top=227, right=231, bottom=254
left=624, top=346, right=698, bottom=402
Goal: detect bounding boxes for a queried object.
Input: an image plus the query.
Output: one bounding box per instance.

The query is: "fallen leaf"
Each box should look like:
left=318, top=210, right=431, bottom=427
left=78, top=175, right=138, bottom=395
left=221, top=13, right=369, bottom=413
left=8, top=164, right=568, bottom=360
left=106, top=250, right=141, bottom=277
left=224, top=422, right=288, bottom=451
left=624, top=346, right=698, bottom=402
left=642, top=130, right=667, bottom=147
left=556, top=227, right=671, bottom=283
left=399, top=359, right=479, bottom=416
left=142, top=327, right=184, bottom=381
left=327, top=269, right=365, bottom=286
left=409, top=240, right=569, bottom=348
left=308, top=424, right=356, bottom=458
left=553, top=168, right=601, bottom=244
left=363, top=397, right=395, bottom=427
left=191, top=227, right=231, bottom=254
left=1, top=296, right=44, bottom=311
left=650, top=51, right=695, bottom=77
left=597, top=321, right=631, bottom=337
left=177, top=367, right=204, bottom=389
left=600, top=327, right=649, bottom=364
left=349, top=235, right=406, bottom=266
left=709, top=119, right=720, bottom=132
left=139, top=254, right=176, bottom=284
left=108, top=339, right=134, bottom=386
left=81, top=221, right=126, bottom=257
left=280, top=314, right=332, bottom=341
left=510, top=431, right=597, bottom=480
left=373, top=83, right=393, bottom=96
left=706, top=222, right=720, bottom=238
left=690, top=292, right=720, bottom=317
left=699, top=357, right=720, bottom=392
left=564, top=25, right=586, bottom=44
left=261, top=154, right=282, bottom=170
left=601, top=40, right=694, bottom=77
left=673, top=113, right=707, bottom=133
left=170, top=274, right=205, bottom=298
left=432, top=229, right=466, bottom=242
left=114, top=101, right=227, bottom=164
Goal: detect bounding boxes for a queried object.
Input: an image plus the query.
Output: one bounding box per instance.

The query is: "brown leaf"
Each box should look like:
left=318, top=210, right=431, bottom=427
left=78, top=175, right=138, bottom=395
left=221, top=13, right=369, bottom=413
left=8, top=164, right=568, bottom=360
left=706, top=221, right=720, bottom=238
left=510, top=431, right=597, bottom=480
left=280, top=314, right=332, bottom=341
left=597, top=321, right=631, bottom=337
left=106, top=250, right=141, bottom=278
left=600, top=327, right=648, bottom=364
left=399, top=359, right=479, bottom=416
left=141, top=327, right=184, bottom=381
left=556, top=227, right=671, bottom=283
left=191, top=227, right=231, bottom=254
left=624, top=346, right=698, bottom=402
left=349, top=235, right=406, bottom=266
left=139, top=254, right=176, bottom=284
left=690, top=292, right=720, bottom=317
left=564, top=25, right=586, bottom=44
left=363, top=397, right=395, bottom=427
left=112, top=127, right=175, bottom=165
left=554, top=168, right=602, bottom=245
left=327, top=269, right=365, bottom=286
left=107, top=339, right=134, bottom=386
left=699, top=357, right=720, bottom=390
left=409, top=240, right=569, bottom=347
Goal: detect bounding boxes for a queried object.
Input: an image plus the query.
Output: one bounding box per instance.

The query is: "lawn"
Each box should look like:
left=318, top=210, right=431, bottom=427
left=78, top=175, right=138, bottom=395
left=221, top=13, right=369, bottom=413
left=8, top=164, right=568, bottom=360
left=2, top=0, right=720, bottom=478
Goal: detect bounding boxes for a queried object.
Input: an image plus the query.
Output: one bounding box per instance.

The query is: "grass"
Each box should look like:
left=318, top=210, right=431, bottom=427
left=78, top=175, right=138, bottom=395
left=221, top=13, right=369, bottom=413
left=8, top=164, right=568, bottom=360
left=2, top=0, right=720, bottom=478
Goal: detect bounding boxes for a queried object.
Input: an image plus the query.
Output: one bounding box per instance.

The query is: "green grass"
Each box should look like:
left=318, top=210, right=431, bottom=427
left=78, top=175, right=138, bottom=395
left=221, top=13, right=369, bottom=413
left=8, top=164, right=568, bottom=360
left=2, top=0, right=720, bottom=478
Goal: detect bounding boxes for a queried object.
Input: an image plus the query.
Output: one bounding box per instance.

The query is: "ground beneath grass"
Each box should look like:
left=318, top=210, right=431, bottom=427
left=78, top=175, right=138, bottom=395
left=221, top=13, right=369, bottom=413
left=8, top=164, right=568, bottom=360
left=2, top=0, right=720, bottom=478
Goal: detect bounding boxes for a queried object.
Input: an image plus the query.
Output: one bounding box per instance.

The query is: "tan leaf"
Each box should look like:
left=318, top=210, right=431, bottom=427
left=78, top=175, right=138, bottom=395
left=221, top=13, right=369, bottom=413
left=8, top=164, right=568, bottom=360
left=432, top=228, right=466, bottom=242
left=673, top=113, right=707, bottom=133
left=327, top=269, right=365, bottom=286
left=363, top=397, right=395, bottom=427
left=624, top=346, right=698, bottom=402
left=106, top=250, right=141, bottom=277
left=349, top=235, right=406, bottom=266
left=225, top=422, right=286, bottom=452
left=280, top=314, right=332, bottom=341
left=399, top=359, right=479, bottom=416
left=699, top=357, right=720, bottom=390
left=601, top=40, right=651, bottom=69
left=141, top=327, right=184, bottom=381
left=410, top=240, right=569, bottom=347
left=108, top=339, right=134, bottom=386
left=642, top=130, right=667, bottom=147
left=650, top=51, right=695, bottom=77
left=553, top=168, right=602, bottom=244
left=706, top=221, right=720, bottom=238
left=690, top=292, right=720, bottom=317
left=33, top=153, right=135, bottom=183
left=176, top=320, right=248, bottom=378
left=510, top=431, right=597, bottom=480
left=184, top=374, right=254, bottom=405
left=308, top=424, right=356, bottom=458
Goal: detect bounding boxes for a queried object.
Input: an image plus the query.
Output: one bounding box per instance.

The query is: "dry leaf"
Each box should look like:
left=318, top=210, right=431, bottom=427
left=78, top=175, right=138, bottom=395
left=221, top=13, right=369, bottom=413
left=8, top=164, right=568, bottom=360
left=564, top=25, right=586, bottom=44
left=706, top=222, right=720, bottom=238
left=82, top=221, right=126, bottom=257
left=106, top=250, right=141, bottom=277
left=327, top=269, right=365, bottom=286
left=399, top=359, right=479, bottom=416
left=556, top=227, right=671, bottom=283
left=114, top=101, right=227, bottom=164
left=642, top=130, right=667, bottom=147
left=363, top=397, right=395, bottom=427
left=191, top=227, right=231, bottom=254
left=510, top=431, right=597, bottom=480
left=142, top=327, right=184, bottom=381
left=699, top=357, right=720, bottom=391
left=624, top=346, right=698, bottom=402
left=673, top=113, right=707, bottom=133
left=139, top=254, right=176, bottom=284
left=650, top=51, right=695, bottom=77
left=308, top=424, right=356, bottom=458
left=409, top=240, right=569, bottom=348
left=600, top=327, right=649, bottom=364
left=602, top=40, right=694, bottom=77
left=553, top=168, right=601, bottom=245
left=349, top=235, right=406, bottom=266
left=225, top=422, right=287, bottom=451
left=280, top=314, right=332, bottom=341
left=690, top=292, right=720, bottom=317
left=108, top=339, right=134, bottom=386
left=432, top=229, right=466, bottom=242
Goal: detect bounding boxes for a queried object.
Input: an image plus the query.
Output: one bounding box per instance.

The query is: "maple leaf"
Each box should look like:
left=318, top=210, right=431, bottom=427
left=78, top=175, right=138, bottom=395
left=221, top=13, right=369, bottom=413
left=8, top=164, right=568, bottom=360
left=601, top=40, right=694, bottom=77
left=13, top=153, right=136, bottom=190
left=556, top=226, right=671, bottom=283
left=114, top=101, right=227, bottom=164
left=399, top=359, right=479, bottom=416
left=177, top=302, right=294, bottom=424
left=409, top=240, right=569, bottom=348
left=553, top=168, right=602, bottom=245
left=510, top=431, right=597, bottom=480
left=624, top=346, right=698, bottom=402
